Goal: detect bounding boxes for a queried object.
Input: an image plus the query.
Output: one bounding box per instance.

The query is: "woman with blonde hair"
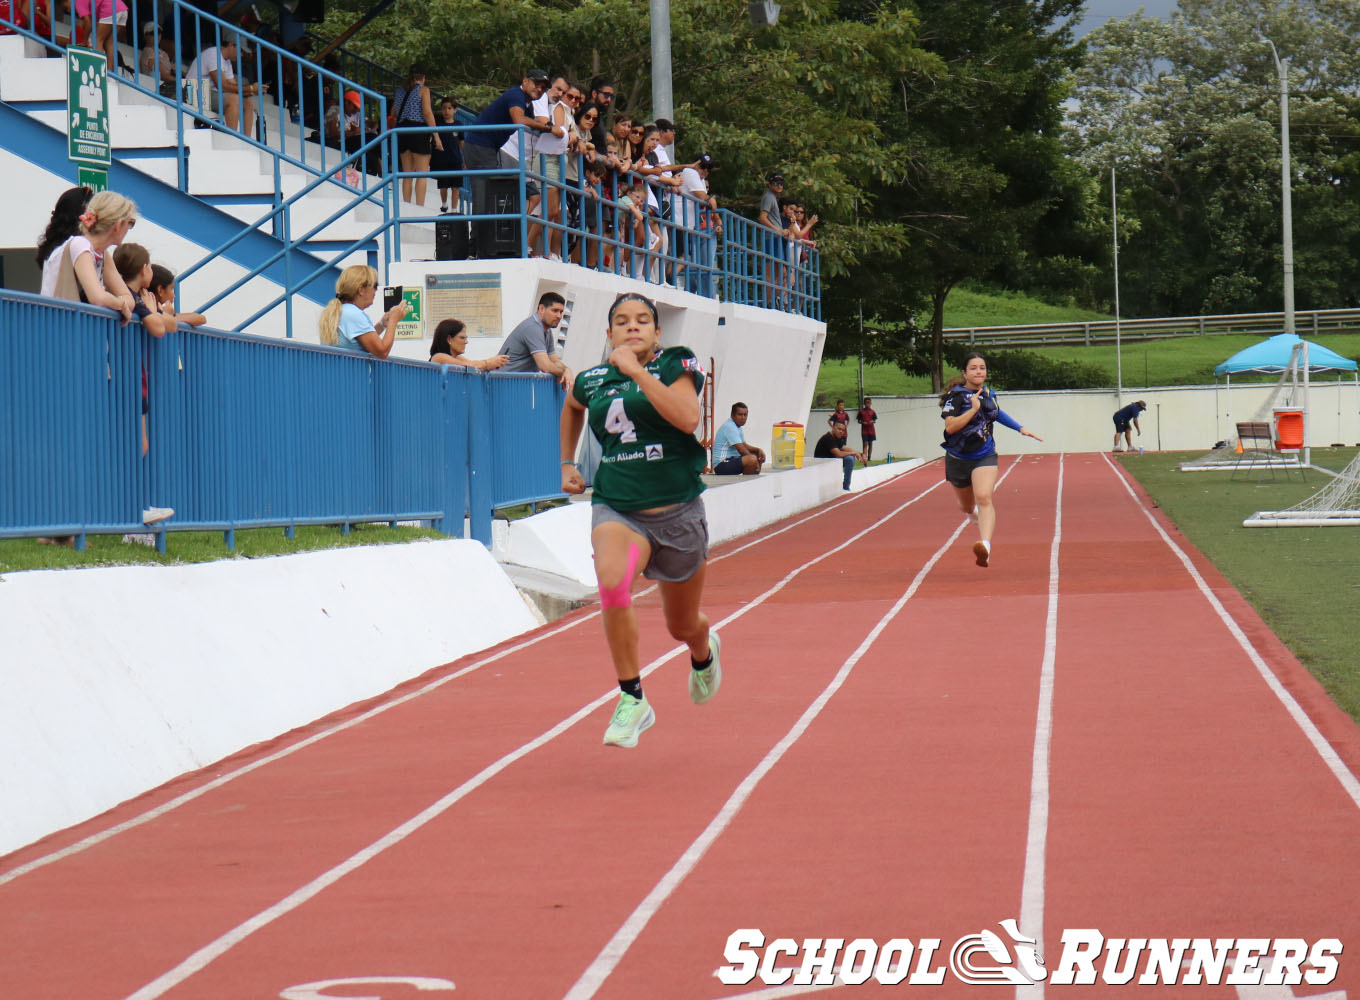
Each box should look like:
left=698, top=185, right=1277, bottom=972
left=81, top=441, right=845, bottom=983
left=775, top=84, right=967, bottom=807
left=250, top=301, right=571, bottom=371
left=318, top=265, right=407, bottom=358
left=41, top=189, right=136, bottom=320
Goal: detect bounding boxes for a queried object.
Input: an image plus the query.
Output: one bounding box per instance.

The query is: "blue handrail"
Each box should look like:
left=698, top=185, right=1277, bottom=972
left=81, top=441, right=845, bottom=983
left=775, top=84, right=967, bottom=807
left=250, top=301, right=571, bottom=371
left=0, top=290, right=565, bottom=550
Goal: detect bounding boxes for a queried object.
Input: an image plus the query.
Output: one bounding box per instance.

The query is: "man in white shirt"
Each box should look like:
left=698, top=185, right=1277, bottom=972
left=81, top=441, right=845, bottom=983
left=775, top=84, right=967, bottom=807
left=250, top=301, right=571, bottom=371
left=187, top=36, right=264, bottom=139
left=678, top=153, right=720, bottom=294
left=501, top=74, right=566, bottom=226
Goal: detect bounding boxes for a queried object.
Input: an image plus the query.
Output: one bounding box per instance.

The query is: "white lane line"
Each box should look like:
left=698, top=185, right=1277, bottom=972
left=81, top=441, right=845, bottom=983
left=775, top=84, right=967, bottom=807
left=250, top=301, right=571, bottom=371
left=1103, top=453, right=1360, bottom=813
left=562, top=459, right=1029, bottom=1000
left=119, top=476, right=949, bottom=999
left=0, top=466, right=931, bottom=887
left=1016, top=454, right=1064, bottom=1000
left=562, top=523, right=969, bottom=1000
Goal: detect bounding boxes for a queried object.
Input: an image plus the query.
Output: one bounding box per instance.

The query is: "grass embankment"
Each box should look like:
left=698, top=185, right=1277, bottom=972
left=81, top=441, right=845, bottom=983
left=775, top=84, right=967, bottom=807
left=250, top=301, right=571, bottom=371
left=0, top=523, right=447, bottom=574
left=1118, top=447, right=1360, bottom=725
left=817, top=285, right=1360, bottom=402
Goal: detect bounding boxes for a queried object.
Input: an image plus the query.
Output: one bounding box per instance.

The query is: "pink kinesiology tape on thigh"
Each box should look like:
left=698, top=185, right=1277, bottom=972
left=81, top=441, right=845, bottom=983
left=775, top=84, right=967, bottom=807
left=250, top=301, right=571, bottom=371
left=598, top=543, right=642, bottom=609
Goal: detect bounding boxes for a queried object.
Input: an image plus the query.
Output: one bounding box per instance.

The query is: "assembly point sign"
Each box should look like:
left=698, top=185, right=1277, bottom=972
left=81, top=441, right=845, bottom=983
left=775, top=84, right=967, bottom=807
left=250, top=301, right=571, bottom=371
left=66, top=47, right=110, bottom=167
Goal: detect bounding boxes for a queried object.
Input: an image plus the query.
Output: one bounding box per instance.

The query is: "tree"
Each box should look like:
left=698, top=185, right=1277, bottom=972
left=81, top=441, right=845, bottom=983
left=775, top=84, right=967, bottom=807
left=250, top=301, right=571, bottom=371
left=322, top=0, right=934, bottom=284
left=1068, top=0, right=1360, bottom=317
left=823, top=0, right=1088, bottom=390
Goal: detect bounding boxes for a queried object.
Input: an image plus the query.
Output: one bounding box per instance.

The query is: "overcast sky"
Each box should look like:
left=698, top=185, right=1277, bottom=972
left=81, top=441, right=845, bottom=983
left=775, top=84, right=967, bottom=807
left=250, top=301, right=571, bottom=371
left=1073, top=0, right=1179, bottom=36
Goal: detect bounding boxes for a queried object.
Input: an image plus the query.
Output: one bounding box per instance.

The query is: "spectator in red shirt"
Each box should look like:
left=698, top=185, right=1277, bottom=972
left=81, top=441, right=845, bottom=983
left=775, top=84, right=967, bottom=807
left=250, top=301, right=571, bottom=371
left=857, top=397, right=878, bottom=463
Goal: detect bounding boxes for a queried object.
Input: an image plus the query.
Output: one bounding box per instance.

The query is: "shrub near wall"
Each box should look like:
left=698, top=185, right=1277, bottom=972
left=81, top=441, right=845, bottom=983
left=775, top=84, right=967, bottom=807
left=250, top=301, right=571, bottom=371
left=944, top=342, right=1109, bottom=390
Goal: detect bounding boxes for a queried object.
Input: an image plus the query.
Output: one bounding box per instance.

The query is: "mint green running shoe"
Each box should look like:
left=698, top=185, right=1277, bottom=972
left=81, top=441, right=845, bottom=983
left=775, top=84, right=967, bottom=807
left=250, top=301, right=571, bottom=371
left=603, top=691, right=655, bottom=748
left=688, top=630, right=722, bottom=705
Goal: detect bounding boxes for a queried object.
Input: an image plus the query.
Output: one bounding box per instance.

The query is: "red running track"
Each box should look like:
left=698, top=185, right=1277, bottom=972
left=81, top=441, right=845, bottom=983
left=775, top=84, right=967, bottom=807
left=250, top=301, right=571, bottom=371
left=2, top=454, right=1359, bottom=1000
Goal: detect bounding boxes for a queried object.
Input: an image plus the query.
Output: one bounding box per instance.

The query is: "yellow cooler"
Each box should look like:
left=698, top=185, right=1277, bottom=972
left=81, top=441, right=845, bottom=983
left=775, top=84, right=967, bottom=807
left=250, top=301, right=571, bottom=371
left=771, top=422, right=805, bottom=469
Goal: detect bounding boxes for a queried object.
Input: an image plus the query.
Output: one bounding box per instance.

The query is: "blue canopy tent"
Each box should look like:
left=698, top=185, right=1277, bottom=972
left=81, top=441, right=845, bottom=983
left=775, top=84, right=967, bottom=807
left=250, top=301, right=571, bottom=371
left=1214, top=333, right=1358, bottom=376
left=1214, top=334, right=1359, bottom=463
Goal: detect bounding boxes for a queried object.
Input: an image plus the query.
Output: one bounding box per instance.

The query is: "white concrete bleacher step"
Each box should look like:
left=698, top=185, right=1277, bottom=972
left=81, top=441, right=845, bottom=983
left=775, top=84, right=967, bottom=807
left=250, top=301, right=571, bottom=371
left=0, top=35, right=411, bottom=248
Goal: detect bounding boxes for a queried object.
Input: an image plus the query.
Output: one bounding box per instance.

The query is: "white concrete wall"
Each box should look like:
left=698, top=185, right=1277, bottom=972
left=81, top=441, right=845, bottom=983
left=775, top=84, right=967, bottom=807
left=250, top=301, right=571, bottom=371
left=813, top=382, right=1360, bottom=459
left=384, top=259, right=827, bottom=452
left=0, top=540, right=539, bottom=857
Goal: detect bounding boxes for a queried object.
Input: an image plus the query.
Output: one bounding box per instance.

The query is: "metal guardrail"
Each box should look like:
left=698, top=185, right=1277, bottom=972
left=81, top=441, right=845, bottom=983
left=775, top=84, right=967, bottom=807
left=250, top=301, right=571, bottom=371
left=1, top=8, right=822, bottom=330
left=944, top=309, right=1360, bottom=347
left=0, top=290, right=564, bottom=550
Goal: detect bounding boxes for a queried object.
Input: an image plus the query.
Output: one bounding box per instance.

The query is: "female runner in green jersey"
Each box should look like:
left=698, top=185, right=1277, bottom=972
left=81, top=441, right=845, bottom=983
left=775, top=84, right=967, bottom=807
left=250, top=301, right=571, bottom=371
left=560, top=293, right=723, bottom=748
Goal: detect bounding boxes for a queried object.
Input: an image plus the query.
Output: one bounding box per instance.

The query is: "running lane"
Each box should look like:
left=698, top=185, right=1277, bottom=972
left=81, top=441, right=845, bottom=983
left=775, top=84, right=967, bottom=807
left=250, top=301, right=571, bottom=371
left=0, top=467, right=945, bottom=999
left=1040, top=453, right=1360, bottom=997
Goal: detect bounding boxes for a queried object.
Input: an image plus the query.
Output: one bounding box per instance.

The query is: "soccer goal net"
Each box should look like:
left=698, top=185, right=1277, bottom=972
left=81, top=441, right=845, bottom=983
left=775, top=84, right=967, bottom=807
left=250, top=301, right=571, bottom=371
left=1243, top=451, right=1360, bottom=526
left=1179, top=343, right=1306, bottom=472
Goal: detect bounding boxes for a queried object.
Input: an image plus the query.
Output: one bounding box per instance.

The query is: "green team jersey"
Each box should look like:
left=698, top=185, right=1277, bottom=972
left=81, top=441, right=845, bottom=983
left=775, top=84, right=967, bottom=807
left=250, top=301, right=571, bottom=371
left=573, top=345, right=708, bottom=511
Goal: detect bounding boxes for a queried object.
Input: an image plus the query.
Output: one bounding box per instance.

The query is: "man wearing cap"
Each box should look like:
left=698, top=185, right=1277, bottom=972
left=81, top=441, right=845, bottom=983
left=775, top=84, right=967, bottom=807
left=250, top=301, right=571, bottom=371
left=758, top=173, right=791, bottom=308
left=464, top=70, right=560, bottom=241
left=678, top=153, right=720, bottom=294
left=186, top=35, right=265, bottom=139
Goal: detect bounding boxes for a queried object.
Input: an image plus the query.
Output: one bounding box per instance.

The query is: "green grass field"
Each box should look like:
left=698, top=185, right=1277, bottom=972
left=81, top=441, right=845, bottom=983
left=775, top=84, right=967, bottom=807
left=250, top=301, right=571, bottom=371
left=1117, top=447, right=1360, bottom=725
left=817, top=285, right=1360, bottom=403
left=0, top=523, right=447, bottom=574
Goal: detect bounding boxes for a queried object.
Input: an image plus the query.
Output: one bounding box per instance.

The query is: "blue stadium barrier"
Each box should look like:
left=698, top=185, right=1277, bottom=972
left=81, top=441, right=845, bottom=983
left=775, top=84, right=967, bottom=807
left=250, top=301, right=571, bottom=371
left=0, top=290, right=564, bottom=551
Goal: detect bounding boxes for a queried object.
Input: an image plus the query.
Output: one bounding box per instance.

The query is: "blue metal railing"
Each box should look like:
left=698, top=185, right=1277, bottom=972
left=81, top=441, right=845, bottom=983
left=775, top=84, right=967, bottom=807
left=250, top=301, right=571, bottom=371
left=382, top=127, right=823, bottom=320
left=0, top=2, right=822, bottom=326
left=0, top=290, right=564, bottom=550
left=0, top=0, right=392, bottom=233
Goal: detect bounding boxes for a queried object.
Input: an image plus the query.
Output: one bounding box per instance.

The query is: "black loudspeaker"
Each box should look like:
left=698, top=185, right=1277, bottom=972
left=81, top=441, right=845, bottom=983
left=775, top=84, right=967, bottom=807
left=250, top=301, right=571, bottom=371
left=476, top=178, right=520, bottom=259
left=436, top=218, right=470, bottom=261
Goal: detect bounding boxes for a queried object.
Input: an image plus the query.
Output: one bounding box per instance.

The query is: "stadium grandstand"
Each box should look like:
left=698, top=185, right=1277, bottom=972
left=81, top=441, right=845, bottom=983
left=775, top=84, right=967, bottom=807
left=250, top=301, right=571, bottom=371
left=0, top=0, right=826, bottom=550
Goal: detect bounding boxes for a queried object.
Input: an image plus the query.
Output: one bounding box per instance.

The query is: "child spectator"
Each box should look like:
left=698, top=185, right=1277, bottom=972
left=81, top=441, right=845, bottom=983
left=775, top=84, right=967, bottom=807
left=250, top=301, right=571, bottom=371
left=148, top=264, right=207, bottom=328
left=431, top=95, right=465, bottom=214
left=112, top=242, right=175, bottom=532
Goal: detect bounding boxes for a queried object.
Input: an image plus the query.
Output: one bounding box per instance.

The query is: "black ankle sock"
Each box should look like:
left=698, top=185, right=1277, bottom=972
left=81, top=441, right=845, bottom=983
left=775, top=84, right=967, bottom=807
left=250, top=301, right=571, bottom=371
left=619, top=677, right=643, bottom=699
left=691, top=653, right=712, bottom=671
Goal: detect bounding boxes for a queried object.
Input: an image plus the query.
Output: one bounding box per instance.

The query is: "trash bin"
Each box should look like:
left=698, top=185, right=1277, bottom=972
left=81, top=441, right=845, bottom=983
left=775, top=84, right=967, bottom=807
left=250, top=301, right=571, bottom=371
left=1273, top=407, right=1304, bottom=451
left=771, top=421, right=805, bottom=469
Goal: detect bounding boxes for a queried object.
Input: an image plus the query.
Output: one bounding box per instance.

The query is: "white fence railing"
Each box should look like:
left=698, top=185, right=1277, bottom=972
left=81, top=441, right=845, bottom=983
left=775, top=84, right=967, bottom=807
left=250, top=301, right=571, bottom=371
left=944, top=308, right=1360, bottom=347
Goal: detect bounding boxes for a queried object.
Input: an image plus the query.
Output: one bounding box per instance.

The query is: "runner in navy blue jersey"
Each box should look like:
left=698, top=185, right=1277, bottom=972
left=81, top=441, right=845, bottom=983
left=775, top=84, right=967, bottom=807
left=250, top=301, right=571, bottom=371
left=939, top=353, right=1042, bottom=568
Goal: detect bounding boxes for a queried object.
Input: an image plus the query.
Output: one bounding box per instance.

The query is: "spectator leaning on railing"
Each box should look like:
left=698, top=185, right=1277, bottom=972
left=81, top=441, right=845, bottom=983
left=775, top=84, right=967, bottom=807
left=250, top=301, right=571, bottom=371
left=464, top=69, right=556, bottom=224
left=757, top=172, right=791, bottom=307
left=41, top=189, right=136, bottom=322
left=319, top=265, right=409, bottom=359
left=586, top=77, right=614, bottom=149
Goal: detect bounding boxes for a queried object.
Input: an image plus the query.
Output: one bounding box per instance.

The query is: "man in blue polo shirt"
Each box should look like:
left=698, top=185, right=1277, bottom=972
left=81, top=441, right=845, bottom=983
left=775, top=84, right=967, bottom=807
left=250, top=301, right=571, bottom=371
left=712, top=401, right=764, bottom=475
left=463, top=69, right=558, bottom=236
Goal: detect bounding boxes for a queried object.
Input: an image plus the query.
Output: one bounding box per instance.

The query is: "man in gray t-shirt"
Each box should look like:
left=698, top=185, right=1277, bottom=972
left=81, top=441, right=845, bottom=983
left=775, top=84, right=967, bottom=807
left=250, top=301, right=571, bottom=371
left=499, top=291, right=569, bottom=386
left=757, top=173, right=790, bottom=308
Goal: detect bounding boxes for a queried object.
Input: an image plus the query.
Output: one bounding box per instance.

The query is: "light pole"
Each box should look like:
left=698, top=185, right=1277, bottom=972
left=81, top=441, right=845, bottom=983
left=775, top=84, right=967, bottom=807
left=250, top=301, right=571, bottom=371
left=1267, top=39, right=1306, bottom=462
left=1112, top=166, right=1122, bottom=406
left=651, top=0, right=673, bottom=153
left=1267, top=39, right=1295, bottom=336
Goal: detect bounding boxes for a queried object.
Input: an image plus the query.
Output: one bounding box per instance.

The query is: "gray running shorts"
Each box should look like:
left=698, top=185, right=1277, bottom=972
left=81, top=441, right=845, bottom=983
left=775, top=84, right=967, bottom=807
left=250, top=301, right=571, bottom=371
left=591, top=495, right=709, bottom=582
left=944, top=451, right=998, bottom=488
